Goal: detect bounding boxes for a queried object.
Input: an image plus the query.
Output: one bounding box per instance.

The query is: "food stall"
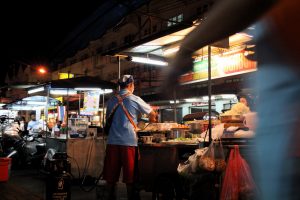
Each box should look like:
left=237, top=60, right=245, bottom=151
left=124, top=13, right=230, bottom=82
left=26, top=76, right=117, bottom=178
left=136, top=109, right=257, bottom=198
left=109, top=25, right=258, bottom=198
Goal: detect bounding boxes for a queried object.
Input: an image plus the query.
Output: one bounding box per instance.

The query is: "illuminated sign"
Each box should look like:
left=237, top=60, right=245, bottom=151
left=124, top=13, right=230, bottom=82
left=55, top=97, right=63, bottom=103
left=59, top=73, right=74, bottom=79
left=179, top=51, right=257, bottom=84
left=80, top=91, right=100, bottom=116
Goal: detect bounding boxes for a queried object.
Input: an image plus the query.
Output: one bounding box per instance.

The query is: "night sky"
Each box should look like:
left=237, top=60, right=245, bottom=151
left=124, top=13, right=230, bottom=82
left=1, top=0, right=105, bottom=84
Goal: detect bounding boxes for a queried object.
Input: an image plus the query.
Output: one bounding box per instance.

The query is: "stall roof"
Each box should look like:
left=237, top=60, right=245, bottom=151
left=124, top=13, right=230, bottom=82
left=48, top=76, right=117, bottom=89
left=4, top=95, right=59, bottom=110
left=121, top=25, right=253, bottom=58
left=27, top=76, right=117, bottom=91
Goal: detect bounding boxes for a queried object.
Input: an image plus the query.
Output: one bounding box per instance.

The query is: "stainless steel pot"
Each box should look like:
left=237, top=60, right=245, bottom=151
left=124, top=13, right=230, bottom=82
left=168, top=128, right=187, bottom=139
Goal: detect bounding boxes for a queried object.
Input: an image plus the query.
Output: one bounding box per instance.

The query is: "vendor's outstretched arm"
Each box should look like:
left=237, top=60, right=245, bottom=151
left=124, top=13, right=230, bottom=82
left=149, top=110, right=158, bottom=123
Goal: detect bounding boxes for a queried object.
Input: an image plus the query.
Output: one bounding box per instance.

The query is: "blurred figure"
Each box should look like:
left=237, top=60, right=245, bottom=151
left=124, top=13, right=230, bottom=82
left=164, top=0, right=300, bottom=199
left=51, top=120, right=62, bottom=137
left=238, top=96, right=248, bottom=108
left=27, top=113, right=39, bottom=135
left=14, top=115, right=28, bottom=136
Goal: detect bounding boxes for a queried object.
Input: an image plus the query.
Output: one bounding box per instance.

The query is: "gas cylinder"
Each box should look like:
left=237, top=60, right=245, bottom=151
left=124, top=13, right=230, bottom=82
left=46, top=171, right=71, bottom=200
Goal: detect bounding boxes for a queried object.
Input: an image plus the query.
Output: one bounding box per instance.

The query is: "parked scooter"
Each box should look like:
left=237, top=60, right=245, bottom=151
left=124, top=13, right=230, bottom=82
left=0, top=118, right=47, bottom=168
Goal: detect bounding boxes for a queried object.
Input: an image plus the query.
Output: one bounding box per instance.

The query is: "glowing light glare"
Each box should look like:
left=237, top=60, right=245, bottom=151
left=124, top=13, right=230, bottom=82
left=38, top=66, right=47, bottom=74
left=28, top=86, right=45, bottom=94
left=131, top=56, right=168, bottom=66
left=170, top=100, right=180, bottom=104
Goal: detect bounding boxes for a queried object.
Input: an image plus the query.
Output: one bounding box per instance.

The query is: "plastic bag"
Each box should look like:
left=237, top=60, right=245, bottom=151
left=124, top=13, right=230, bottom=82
left=198, top=142, right=215, bottom=171
left=213, top=140, right=226, bottom=172
left=177, top=161, right=191, bottom=176
left=220, top=145, right=258, bottom=200
left=177, top=147, right=208, bottom=175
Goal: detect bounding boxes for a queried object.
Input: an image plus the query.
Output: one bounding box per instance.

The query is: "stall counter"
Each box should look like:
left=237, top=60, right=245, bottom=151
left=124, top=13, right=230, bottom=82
left=67, top=138, right=106, bottom=179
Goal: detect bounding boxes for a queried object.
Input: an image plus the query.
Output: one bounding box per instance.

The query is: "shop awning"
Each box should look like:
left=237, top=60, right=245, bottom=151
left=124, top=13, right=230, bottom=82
left=4, top=95, right=59, bottom=110
left=27, top=76, right=117, bottom=95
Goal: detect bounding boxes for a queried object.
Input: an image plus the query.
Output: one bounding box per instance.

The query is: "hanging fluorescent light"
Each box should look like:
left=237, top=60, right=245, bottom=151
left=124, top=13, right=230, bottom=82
left=99, top=89, right=113, bottom=94
left=50, top=89, right=77, bottom=95
left=74, top=88, right=102, bottom=91
left=27, top=101, right=47, bottom=106
left=170, top=100, right=180, bottom=104
left=220, top=94, right=236, bottom=99
left=184, top=98, right=201, bottom=103
left=28, top=86, right=45, bottom=94
left=131, top=56, right=168, bottom=66
left=203, top=96, right=215, bottom=101
left=9, top=105, right=45, bottom=110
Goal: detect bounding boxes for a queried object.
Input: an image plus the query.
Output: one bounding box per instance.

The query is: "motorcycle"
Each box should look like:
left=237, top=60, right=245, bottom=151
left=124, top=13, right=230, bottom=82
left=0, top=118, right=47, bottom=168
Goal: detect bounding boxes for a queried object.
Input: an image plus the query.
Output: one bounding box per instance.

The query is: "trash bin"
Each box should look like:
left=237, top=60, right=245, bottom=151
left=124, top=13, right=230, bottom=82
left=0, top=157, right=11, bottom=182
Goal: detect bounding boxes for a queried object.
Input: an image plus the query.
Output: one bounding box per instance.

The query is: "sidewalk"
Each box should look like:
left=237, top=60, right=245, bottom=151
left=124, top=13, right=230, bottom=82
left=0, top=168, right=153, bottom=200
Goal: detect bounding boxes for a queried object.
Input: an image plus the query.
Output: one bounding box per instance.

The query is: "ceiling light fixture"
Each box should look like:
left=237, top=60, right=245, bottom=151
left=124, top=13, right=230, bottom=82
left=28, top=86, right=45, bottom=94
left=50, top=89, right=77, bottom=95
left=131, top=56, right=168, bottom=66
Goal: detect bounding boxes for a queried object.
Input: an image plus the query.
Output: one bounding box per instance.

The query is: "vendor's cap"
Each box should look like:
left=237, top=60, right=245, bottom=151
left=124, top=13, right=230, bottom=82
left=118, top=75, right=134, bottom=87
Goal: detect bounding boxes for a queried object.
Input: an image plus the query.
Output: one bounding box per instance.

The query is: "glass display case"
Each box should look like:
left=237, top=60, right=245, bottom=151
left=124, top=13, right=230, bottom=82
left=69, top=118, right=89, bottom=135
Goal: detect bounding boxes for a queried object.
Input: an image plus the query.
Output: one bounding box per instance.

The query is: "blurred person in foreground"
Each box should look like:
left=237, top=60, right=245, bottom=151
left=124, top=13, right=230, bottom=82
left=103, top=75, right=157, bottom=200
left=163, top=0, right=300, bottom=199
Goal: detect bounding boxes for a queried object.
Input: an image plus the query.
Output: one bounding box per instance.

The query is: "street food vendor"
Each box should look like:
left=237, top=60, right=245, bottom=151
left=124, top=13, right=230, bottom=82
left=27, top=113, right=49, bottom=135
left=103, top=74, right=157, bottom=200
left=223, top=95, right=251, bottom=115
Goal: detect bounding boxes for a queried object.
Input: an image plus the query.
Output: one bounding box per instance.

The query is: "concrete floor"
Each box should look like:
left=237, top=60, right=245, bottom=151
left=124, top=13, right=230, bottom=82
left=0, top=168, right=153, bottom=200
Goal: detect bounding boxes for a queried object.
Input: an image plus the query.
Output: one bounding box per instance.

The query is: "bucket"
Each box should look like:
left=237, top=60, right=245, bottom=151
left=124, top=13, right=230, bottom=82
left=0, top=157, right=12, bottom=182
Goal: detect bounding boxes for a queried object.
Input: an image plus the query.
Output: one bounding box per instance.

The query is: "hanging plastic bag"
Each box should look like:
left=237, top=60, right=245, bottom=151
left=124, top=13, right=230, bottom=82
left=220, top=148, right=239, bottom=200
left=213, top=139, right=226, bottom=172
left=220, top=145, right=258, bottom=200
left=177, top=161, right=191, bottom=176
left=187, top=153, right=198, bottom=173
left=237, top=147, right=258, bottom=200
left=198, top=142, right=215, bottom=171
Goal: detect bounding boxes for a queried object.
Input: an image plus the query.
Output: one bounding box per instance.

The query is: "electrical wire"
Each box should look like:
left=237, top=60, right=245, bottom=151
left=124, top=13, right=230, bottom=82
left=79, top=138, right=107, bottom=193
left=81, top=138, right=94, bottom=183
left=67, top=155, right=81, bottom=182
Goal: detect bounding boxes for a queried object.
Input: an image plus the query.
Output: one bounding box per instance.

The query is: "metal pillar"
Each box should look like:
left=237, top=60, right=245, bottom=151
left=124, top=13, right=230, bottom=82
left=173, top=89, right=177, bottom=123
left=45, top=85, right=50, bottom=140
left=208, top=45, right=212, bottom=143
left=118, top=56, right=121, bottom=91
